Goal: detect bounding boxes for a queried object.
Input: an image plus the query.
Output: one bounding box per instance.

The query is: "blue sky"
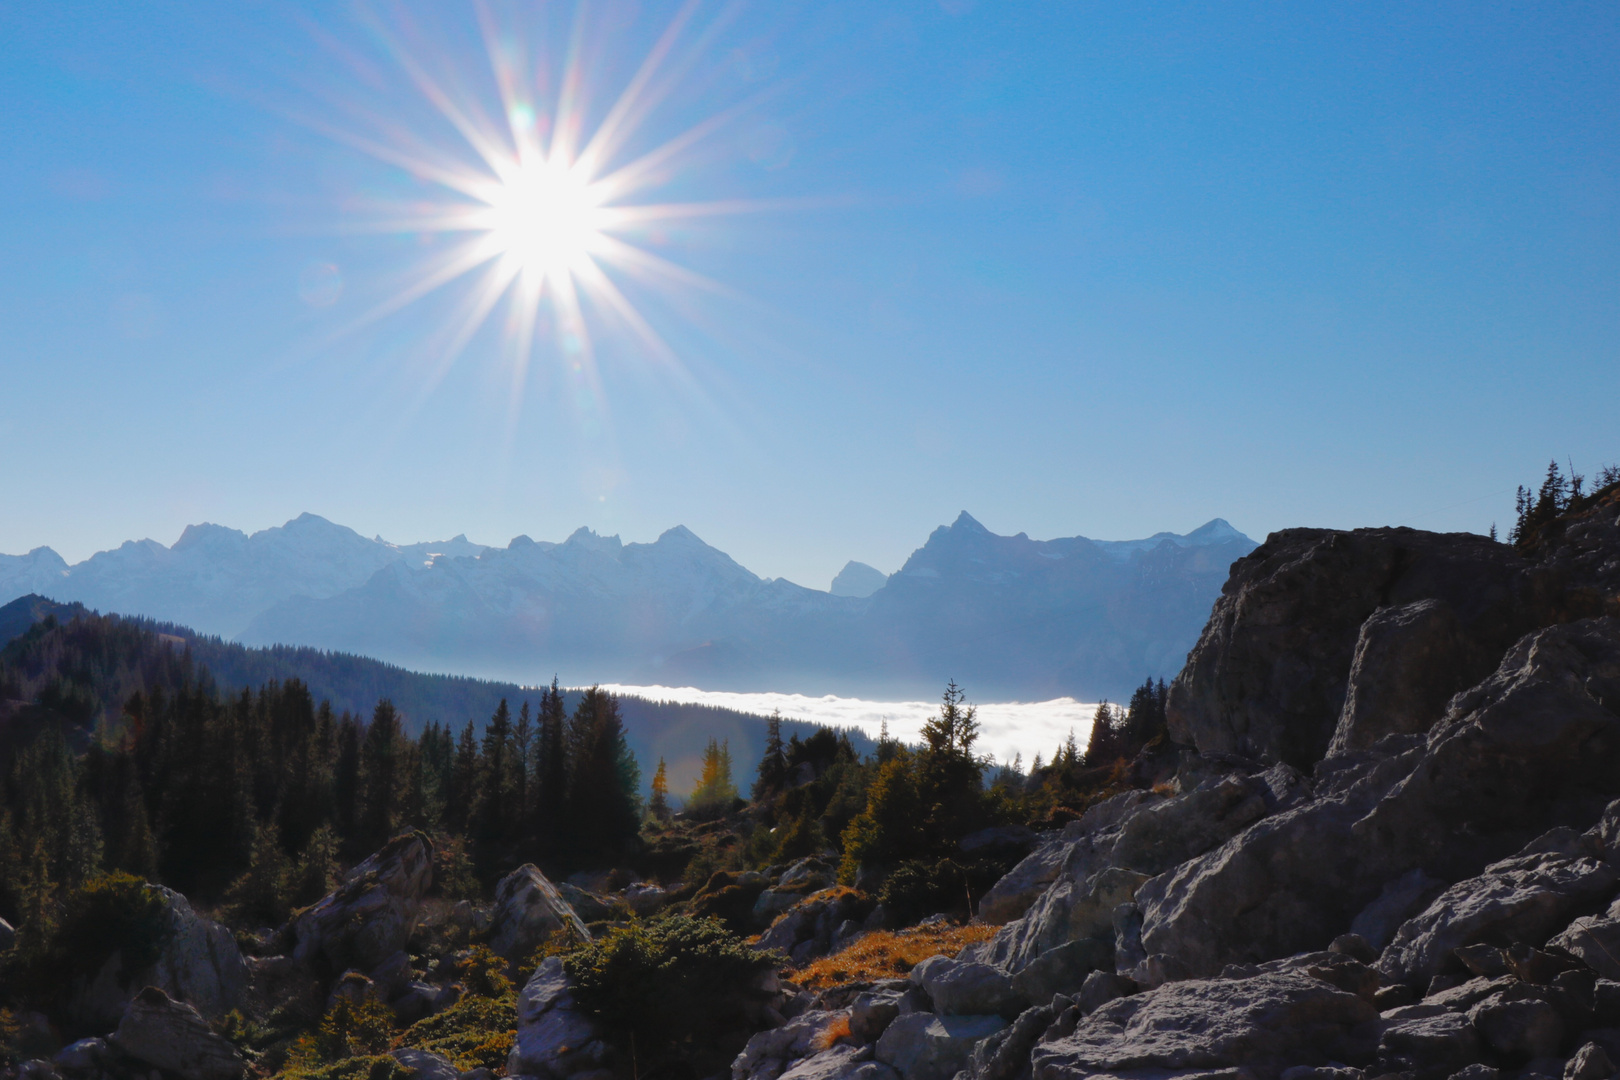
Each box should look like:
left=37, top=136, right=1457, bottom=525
left=2, top=1, right=1617, bottom=589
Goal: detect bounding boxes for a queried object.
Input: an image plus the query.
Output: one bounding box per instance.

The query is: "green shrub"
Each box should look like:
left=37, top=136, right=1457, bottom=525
left=285, top=991, right=396, bottom=1069
left=565, top=915, right=778, bottom=1073
left=457, top=945, right=512, bottom=998
left=7, top=872, right=169, bottom=1010
left=398, top=993, right=516, bottom=1071
left=878, top=856, right=1019, bottom=927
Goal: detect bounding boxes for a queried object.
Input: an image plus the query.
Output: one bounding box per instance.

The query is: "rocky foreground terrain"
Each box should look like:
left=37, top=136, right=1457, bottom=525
left=6, top=488, right=1620, bottom=1080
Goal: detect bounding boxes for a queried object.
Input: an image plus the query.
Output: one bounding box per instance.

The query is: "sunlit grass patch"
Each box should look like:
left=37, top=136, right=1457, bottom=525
left=787, top=922, right=998, bottom=990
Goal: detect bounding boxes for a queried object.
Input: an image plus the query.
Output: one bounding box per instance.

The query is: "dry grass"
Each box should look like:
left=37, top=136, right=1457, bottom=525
left=786, top=922, right=999, bottom=990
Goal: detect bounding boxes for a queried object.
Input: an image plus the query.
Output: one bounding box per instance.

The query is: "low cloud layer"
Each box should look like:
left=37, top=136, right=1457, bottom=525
left=599, top=683, right=1100, bottom=771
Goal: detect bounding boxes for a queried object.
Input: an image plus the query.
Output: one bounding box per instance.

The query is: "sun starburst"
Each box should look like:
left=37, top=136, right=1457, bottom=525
left=304, top=1, right=781, bottom=416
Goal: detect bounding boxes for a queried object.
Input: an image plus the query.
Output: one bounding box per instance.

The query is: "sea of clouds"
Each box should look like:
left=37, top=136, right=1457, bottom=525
left=599, top=684, right=1101, bottom=771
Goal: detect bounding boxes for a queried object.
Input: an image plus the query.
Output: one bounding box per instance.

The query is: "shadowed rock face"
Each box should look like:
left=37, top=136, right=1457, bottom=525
left=1165, top=526, right=1572, bottom=769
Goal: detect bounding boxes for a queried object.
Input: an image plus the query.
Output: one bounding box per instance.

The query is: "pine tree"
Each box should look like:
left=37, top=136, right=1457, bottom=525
left=360, top=700, right=405, bottom=850
left=448, top=721, right=479, bottom=835
left=533, top=680, right=569, bottom=850
left=649, top=757, right=671, bottom=822
left=225, top=820, right=292, bottom=926
left=476, top=699, right=513, bottom=844
left=512, top=701, right=532, bottom=829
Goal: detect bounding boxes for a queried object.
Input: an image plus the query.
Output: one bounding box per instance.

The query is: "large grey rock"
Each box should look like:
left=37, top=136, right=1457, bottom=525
left=286, top=831, right=433, bottom=977
left=1469, top=992, right=1564, bottom=1058
left=1109, top=774, right=1271, bottom=876
left=71, top=885, right=248, bottom=1030
left=910, top=955, right=1025, bottom=1019
left=1030, top=971, right=1379, bottom=1080
left=1565, top=1041, right=1615, bottom=1080
left=110, top=986, right=244, bottom=1080
left=488, top=864, right=590, bottom=960
left=1376, top=1007, right=1482, bottom=1075
left=1139, top=618, right=1620, bottom=977
left=874, top=1012, right=1006, bottom=1080
left=1378, top=830, right=1620, bottom=985
left=507, top=957, right=608, bottom=1079
left=1329, top=599, right=1473, bottom=756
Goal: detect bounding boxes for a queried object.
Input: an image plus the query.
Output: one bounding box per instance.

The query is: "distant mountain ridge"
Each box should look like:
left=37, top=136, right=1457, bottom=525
left=2, top=513, right=1255, bottom=700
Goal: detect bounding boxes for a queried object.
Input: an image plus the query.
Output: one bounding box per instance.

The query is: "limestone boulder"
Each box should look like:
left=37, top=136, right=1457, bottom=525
left=284, top=831, right=433, bottom=978
left=488, top=864, right=590, bottom=960
left=507, top=957, right=609, bottom=1079
left=1029, top=971, right=1379, bottom=1080
left=910, top=955, right=1025, bottom=1019
left=110, top=986, right=244, bottom=1080
left=874, top=1012, right=1006, bottom=1080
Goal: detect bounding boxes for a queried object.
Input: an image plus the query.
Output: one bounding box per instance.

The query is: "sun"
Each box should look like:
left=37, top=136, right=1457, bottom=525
left=478, top=157, right=607, bottom=282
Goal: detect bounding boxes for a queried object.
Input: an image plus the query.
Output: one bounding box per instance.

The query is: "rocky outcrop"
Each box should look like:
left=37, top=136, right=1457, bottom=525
left=758, top=888, right=875, bottom=965
left=71, top=885, right=248, bottom=1031
left=109, top=986, right=244, bottom=1080
left=1166, top=527, right=1548, bottom=768
left=1133, top=617, right=1620, bottom=977
left=283, top=831, right=433, bottom=979
left=1378, top=828, right=1620, bottom=985
left=1031, top=968, right=1379, bottom=1080
left=488, top=864, right=590, bottom=960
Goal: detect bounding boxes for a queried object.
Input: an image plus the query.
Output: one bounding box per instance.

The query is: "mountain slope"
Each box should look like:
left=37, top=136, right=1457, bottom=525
left=240, top=514, right=1256, bottom=699
left=3, top=515, right=486, bottom=639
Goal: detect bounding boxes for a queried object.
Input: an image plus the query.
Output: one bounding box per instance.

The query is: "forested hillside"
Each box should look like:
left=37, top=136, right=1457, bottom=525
left=0, top=596, right=863, bottom=790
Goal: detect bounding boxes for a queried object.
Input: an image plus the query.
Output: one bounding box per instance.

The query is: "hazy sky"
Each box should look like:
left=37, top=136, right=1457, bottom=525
left=3, top=1, right=1617, bottom=589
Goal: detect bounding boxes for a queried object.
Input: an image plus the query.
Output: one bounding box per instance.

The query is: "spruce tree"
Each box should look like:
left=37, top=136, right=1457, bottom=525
left=753, top=711, right=789, bottom=800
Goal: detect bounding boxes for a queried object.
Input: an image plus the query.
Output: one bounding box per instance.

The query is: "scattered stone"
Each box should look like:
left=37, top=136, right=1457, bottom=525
left=110, top=986, right=245, bottom=1080
left=489, top=864, right=591, bottom=960
left=51, top=1039, right=105, bottom=1075
left=961, top=1004, right=1054, bottom=1080
left=732, top=1010, right=850, bottom=1080
left=1075, top=971, right=1134, bottom=1017
left=1378, top=832, right=1620, bottom=986
left=1377, top=1008, right=1481, bottom=1076
left=390, top=1048, right=459, bottom=1080
left=1563, top=1042, right=1614, bottom=1080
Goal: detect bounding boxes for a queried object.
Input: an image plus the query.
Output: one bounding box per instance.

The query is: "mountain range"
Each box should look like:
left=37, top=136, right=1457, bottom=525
left=0, top=512, right=1256, bottom=700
